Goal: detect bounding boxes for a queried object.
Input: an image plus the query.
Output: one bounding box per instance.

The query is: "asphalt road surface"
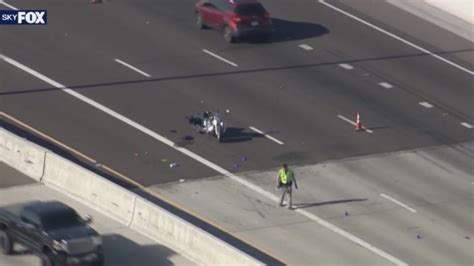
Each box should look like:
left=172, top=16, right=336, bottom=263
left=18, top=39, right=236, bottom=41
left=0, top=163, right=195, bottom=266
left=1, top=0, right=473, bottom=265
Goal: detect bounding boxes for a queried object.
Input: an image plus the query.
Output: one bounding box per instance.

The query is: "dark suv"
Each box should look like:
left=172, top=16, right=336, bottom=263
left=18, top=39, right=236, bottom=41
left=0, top=201, right=103, bottom=266
left=195, top=0, right=273, bottom=43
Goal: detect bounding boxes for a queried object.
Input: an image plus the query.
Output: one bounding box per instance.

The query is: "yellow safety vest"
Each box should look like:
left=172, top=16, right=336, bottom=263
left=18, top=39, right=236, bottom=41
left=279, top=168, right=293, bottom=184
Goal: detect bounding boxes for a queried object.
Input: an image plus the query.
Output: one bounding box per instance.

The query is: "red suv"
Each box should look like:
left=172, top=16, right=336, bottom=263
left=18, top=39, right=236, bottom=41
left=195, top=0, right=273, bottom=43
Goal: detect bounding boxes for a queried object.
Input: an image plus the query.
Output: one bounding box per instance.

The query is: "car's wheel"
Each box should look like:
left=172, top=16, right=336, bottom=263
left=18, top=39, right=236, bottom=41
left=196, top=13, right=205, bottom=29
left=0, top=230, right=13, bottom=255
left=223, top=26, right=235, bottom=43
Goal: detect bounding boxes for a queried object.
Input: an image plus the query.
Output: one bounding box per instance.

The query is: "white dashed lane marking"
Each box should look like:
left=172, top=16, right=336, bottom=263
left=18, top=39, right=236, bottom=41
left=381, top=193, right=417, bottom=213
left=339, top=63, right=354, bottom=70
left=114, top=59, right=151, bottom=77
left=379, top=82, right=393, bottom=89
left=249, top=126, right=284, bottom=145
left=418, top=102, right=434, bottom=108
left=460, top=122, right=473, bottom=129
left=203, top=49, right=238, bottom=67
left=298, top=44, right=314, bottom=51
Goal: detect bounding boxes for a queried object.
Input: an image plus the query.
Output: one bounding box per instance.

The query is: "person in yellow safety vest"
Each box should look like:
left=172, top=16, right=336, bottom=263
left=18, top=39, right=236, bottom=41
left=277, top=164, right=298, bottom=209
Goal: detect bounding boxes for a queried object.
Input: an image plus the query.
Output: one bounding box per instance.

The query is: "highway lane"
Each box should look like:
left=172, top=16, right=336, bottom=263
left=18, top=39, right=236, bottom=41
left=314, top=0, right=474, bottom=120
left=1, top=0, right=473, bottom=181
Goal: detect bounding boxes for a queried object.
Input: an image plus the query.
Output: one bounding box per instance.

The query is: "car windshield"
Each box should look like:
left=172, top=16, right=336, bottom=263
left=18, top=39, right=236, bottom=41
left=234, top=3, right=266, bottom=16
left=41, top=210, right=83, bottom=231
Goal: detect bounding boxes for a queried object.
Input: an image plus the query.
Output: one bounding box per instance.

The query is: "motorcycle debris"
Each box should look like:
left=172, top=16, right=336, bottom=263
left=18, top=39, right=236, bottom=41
left=183, top=135, right=194, bottom=141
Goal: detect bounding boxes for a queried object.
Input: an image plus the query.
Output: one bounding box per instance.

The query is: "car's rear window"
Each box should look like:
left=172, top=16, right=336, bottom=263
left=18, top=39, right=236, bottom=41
left=234, top=3, right=266, bottom=16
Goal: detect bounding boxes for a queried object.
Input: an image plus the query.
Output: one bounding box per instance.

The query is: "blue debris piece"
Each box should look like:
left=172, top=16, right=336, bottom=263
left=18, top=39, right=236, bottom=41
left=233, top=163, right=240, bottom=168
left=169, top=162, right=179, bottom=168
left=241, top=156, right=247, bottom=161
left=416, top=234, right=421, bottom=239
left=345, top=211, right=349, bottom=216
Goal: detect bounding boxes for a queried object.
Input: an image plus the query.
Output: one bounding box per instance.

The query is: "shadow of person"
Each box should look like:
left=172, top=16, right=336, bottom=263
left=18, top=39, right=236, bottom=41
left=293, top=198, right=367, bottom=210
left=248, top=18, right=329, bottom=43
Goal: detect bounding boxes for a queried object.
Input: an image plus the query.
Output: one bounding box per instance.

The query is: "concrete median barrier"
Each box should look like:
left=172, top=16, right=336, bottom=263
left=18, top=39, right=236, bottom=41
left=0, top=128, right=47, bottom=181
left=131, top=197, right=261, bottom=266
left=1, top=128, right=264, bottom=265
left=41, top=152, right=136, bottom=226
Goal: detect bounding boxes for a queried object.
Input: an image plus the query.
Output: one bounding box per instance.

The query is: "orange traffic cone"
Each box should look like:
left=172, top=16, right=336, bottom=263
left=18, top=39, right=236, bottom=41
left=355, top=112, right=362, bottom=131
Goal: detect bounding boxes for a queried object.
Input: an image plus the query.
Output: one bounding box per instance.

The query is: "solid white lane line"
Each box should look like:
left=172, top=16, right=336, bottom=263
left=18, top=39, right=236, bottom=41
left=418, top=101, right=434, bottom=108
left=337, top=115, right=373, bottom=133
left=249, top=126, right=284, bottom=145
left=114, top=59, right=151, bottom=77
left=339, top=63, right=354, bottom=70
left=202, top=49, right=238, bottom=67
left=299, top=44, right=314, bottom=51
left=1, top=53, right=405, bottom=266
left=381, top=193, right=417, bottom=213
left=379, top=82, right=393, bottom=89
left=0, top=0, right=18, bottom=10
left=460, top=122, right=473, bottom=129
left=319, top=0, right=473, bottom=76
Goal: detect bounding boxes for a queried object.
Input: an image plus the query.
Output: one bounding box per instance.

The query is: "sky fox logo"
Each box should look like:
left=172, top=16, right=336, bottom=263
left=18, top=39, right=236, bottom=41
left=0, top=10, right=47, bottom=25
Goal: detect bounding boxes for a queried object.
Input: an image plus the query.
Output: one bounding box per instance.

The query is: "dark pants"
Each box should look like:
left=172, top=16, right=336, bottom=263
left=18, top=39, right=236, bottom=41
left=279, top=184, right=293, bottom=208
